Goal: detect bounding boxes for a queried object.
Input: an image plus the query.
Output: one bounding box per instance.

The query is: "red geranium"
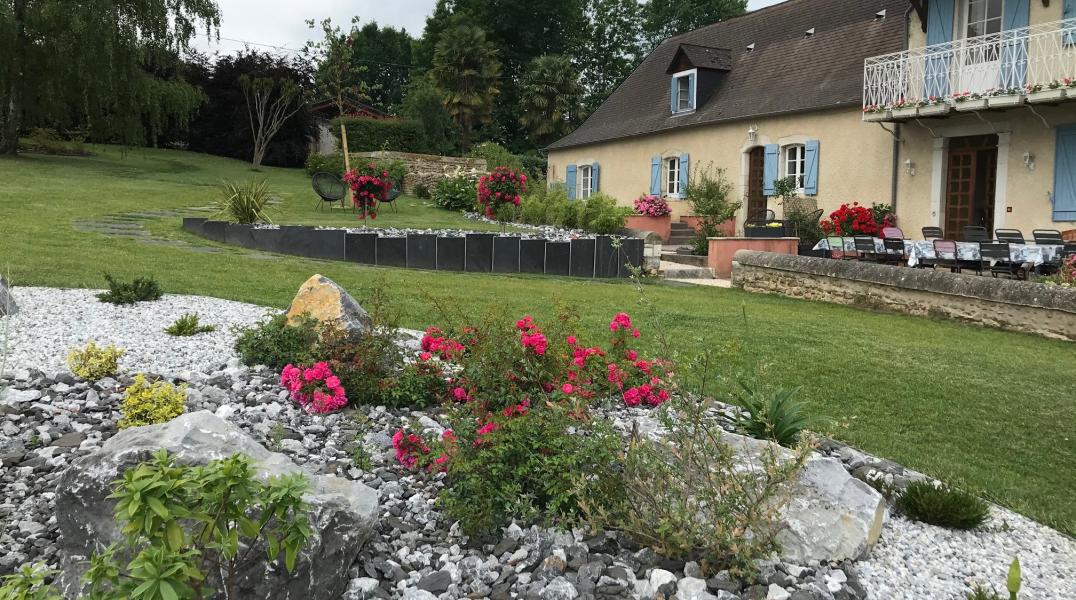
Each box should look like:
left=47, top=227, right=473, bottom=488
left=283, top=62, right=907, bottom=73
left=819, top=202, right=890, bottom=237
left=343, top=163, right=392, bottom=221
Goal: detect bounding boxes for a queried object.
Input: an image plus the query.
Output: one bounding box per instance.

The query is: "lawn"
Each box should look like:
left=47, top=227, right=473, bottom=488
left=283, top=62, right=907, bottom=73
left=1, top=146, right=1073, bottom=535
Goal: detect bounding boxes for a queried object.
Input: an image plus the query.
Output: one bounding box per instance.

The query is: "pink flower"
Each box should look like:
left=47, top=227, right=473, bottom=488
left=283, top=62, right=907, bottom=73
left=566, top=335, right=577, bottom=345
left=561, top=383, right=574, bottom=395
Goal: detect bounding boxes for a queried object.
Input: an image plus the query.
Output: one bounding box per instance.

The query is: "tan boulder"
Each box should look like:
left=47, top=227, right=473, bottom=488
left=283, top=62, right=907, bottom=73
left=286, top=274, right=371, bottom=335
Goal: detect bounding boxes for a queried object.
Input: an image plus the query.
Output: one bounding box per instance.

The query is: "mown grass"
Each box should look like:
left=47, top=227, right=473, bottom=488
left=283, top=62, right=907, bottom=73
left=0, top=146, right=1073, bottom=535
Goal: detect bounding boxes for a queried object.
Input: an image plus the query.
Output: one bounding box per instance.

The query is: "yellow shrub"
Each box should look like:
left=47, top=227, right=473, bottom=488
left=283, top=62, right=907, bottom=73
left=66, top=341, right=125, bottom=381
left=119, top=374, right=187, bottom=430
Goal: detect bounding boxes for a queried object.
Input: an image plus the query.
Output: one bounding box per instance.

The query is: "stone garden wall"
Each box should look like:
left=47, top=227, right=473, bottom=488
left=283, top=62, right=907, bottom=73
left=353, top=151, right=487, bottom=194
left=731, top=250, right=1076, bottom=341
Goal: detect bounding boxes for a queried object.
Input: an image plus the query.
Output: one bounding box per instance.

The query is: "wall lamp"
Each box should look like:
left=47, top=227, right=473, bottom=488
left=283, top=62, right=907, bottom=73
left=1023, top=151, right=1035, bottom=170
left=747, top=124, right=759, bottom=144
left=904, top=159, right=916, bottom=176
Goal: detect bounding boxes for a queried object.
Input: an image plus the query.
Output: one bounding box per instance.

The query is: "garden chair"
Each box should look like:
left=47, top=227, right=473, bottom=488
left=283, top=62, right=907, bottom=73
left=921, top=226, right=944, bottom=239
left=963, top=226, right=989, bottom=243
left=853, top=236, right=883, bottom=262
left=994, top=229, right=1025, bottom=244
left=381, top=178, right=402, bottom=213
left=311, top=172, right=346, bottom=212
left=749, top=209, right=776, bottom=222
left=931, top=239, right=961, bottom=273
left=1062, top=242, right=1076, bottom=259
left=881, top=226, right=904, bottom=239
left=980, top=241, right=1026, bottom=279
left=882, top=237, right=907, bottom=265
left=825, top=236, right=852, bottom=260
left=1032, top=229, right=1064, bottom=245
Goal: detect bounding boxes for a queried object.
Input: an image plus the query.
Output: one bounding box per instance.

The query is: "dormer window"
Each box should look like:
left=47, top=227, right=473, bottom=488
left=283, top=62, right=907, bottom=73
left=671, top=68, right=697, bottom=114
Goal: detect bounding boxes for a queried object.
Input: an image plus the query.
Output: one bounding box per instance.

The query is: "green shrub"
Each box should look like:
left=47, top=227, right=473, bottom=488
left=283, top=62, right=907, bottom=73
left=164, top=313, right=216, bottom=336
left=895, top=480, right=990, bottom=530
left=232, top=313, right=320, bottom=371
left=97, top=274, right=163, bottom=305
left=440, top=404, right=623, bottom=536
left=0, top=563, right=61, bottom=600
left=66, top=341, right=124, bottom=381
left=334, top=117, right=427, bottom=153
left=731, top=379, right=818, bottom=447
left=686, top=164, right=741, bottom=256
left=516, top=187, right=627, bottom=233
left=19, top=128, right=90, bottom=156
left=378, top=159, right=408, bottom=187
left=576, top=193, right=630, bottom=234
left=212, top=178, right=274, bottom=224
left=83, top=450, right=310, bottom=600
left=466, top=141, right=524, bottom=172
left=304, top=151, right=344, bottom=176
left=118, top=375, right=187, bottom=429
left=432, top=175, right=477, bottom=212
left=784, top=205, right=825, bottom=246
left=414, top=183, right=431, bottom=199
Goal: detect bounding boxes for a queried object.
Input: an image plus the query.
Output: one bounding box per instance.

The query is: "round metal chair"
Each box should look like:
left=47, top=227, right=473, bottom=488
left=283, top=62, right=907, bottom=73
left=311, top=172, right=346, bottom=211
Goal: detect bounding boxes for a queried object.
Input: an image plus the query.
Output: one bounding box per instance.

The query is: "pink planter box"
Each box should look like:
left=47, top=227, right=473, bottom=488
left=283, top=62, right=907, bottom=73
left=708, top=237, right=799, bottom=279
left=625, top=214, right=672, bottom=241
left=679, top=216, right=736, bottom=237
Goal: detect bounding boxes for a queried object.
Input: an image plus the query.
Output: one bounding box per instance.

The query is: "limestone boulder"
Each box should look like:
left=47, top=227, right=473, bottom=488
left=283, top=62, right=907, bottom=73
left=55, top=411, right=379, bottom=600
left=286, top=274, right=370, bottom=335
left=0, top=276, right=17, bottom=316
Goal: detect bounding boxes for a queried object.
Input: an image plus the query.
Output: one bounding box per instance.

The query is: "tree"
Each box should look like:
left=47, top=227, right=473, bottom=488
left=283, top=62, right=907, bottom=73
left=0, top=0, right=221, bottom=154
left=518, top=55, right=583, bottom=146
left=306, top=17, right=373, bottom=171
left=580, top=0, right=644, bottom=113
left=642, top=0, right=748, bottom=47
left=241, top=75, right=306, bottom=169
left=349, top=21, right=414, bottom=113
left=399, top=78, right=458, bottom=155
left=430, top=24, right=501, bottom=153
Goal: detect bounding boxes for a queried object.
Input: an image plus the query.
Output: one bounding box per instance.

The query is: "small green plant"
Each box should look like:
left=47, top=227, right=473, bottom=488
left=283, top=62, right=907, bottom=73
left=212, top=178, right=274, bottom=224
left=96, top=274, right=163, bottom=305
left=232, top=313, right=320, bottom=371
left=686, top=164, right=741, bottom=255
left=83, top=450, right=311, bottom=600
left=895, top=480, right=990, bottom=530
left=66, top=340, right=125, bottom=381
left=772, top=175, right=798, bottom=206
left=731, top=379, right=818, bottom=447
left=966, top=585, right=1002, bottom=600
left=432, top=174, right=477, bottom=212
left=350, top=441, right=373, bottom=472
left=0, top=563, right=61, bottom=600
left=268, top=422, right=286, bottom=452
left=118, top=374, right=187, bottom=429
left=964, top=558, right=1020, bottom=600
left=164, top=313, right=216, bottom=336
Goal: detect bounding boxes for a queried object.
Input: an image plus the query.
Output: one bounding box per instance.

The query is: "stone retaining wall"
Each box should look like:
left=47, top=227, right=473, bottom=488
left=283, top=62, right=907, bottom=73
left=354, top=151, right=487, bottom=194
left=731, top=250, right=1076, bottom=341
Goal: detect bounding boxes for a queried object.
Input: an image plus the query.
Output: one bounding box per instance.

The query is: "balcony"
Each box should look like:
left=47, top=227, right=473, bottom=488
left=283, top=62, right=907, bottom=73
left=863, top=19, right=1076, bottom=122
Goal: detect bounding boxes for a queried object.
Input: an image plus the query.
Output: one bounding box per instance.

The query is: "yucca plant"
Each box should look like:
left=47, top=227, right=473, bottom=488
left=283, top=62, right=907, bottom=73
left=212, top=179, right=274, bottom=224
left=731, top=379, right=819, bottom=447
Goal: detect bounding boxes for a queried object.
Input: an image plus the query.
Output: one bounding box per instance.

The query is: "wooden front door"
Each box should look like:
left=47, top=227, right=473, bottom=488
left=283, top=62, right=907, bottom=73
left=746, top=147, right=767, bottom=219
left=945, top=134, right=998, bottom=240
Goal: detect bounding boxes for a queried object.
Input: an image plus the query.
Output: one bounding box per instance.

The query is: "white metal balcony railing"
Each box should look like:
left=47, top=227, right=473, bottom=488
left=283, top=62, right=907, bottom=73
left=863, top=18, right=1076, bottom=112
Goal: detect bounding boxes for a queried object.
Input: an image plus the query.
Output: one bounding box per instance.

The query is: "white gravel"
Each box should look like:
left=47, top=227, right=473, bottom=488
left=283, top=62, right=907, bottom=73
left=1, top=286, right=272, bottom=377
left=859, top=501, right=1076, bottom=599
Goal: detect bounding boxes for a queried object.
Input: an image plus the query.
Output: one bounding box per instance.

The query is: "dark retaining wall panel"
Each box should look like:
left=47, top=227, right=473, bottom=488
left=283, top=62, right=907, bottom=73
left=546, top=242, right=571, bottom=276
left=520, top=239, right=546, bottom=274
left=345, top=233, right=377, bottom=264
left=377, top=237, right=407, bottom=267
left=493, top=237, right=521, bottom=273
left=407, top=234, right=437, bottom=270
left=436, top=237, right=465, bottom=271
left=569, top=239, right=596, bottom=278
left=466, top=234, right=494, bottom=272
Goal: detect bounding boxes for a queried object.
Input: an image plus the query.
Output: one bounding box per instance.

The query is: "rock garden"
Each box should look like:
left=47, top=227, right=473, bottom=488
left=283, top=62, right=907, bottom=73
left=0, top=274, right=1073, bottom=600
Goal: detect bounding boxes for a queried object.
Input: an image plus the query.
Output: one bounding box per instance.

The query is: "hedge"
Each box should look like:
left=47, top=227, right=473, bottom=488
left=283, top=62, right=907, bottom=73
left=332, top=117, right=427, bottom=153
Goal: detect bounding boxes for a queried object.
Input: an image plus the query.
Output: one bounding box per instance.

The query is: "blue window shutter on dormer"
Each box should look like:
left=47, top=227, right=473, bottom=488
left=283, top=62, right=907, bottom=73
left=670, top=77, right=678, bottom=113
left=592, top=162, right=600, bottom=192
left=763, top=144, right=779, bottom=196
left=925, top=0, right=955, bottom=98
left=1053, top=125, right=1076, bottom=221
left=687, top=73, right=696, bottom=110
left=678, top=154, right=689, bottom=198
left=566, top=164, right=577, bottom=200
left=804, top=139, right=820, bottom=196
left=650, top=156, right=661, bottom=195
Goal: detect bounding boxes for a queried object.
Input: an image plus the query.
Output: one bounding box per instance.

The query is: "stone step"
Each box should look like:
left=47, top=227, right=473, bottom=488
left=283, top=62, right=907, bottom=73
left=660, top=252, right=708, bottom=268
left=657, top=260, right=714, bottom=279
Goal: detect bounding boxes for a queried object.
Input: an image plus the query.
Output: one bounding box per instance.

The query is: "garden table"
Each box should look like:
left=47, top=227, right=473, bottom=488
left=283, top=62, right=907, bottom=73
left=812, top=238, right=1062, bottom=267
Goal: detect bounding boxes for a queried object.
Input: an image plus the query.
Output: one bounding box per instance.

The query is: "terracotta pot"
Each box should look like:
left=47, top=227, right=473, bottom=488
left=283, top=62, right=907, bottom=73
left=625, top=214, right=672, bottom=241
left=679, top=216, right=736, bottom=237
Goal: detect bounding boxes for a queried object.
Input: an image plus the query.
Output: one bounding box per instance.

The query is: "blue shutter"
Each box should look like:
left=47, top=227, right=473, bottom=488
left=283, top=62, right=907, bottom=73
left=678, top=154, right=689, bottom=198
left=591, top=161, right=600, bottom=193
left=1065, top=0, right=1076, bottom=44
left=687, top=73, right=696, bottom=110
left=925, top=0, right=955, bottom=98
left=670, top=77, right=679, bottom=113
left=650, top=156, right=661, bottom=195
left=1001, top=0, right=1030, bottom=89
left=804, top=139, right=820, bottom=196
left=763, top=144, right=779, bottom=196
left=1054, top=125, right=1076, bottom=221
left=566, top=164, right=577, bottom=201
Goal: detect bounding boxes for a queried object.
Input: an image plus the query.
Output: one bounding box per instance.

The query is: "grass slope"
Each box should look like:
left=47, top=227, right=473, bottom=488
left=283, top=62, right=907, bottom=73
left=1, top=146, right=1073, bottom=534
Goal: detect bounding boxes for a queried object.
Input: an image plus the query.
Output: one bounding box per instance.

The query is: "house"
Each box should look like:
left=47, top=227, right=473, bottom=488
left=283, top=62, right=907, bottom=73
left=547, top=0, right=1076, bottom=241
left=309, top=98, right=390, bottom=155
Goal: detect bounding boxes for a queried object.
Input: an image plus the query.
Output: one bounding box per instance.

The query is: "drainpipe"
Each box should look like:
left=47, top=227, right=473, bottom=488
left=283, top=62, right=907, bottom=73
left=890, top=2, right=917, bottom=212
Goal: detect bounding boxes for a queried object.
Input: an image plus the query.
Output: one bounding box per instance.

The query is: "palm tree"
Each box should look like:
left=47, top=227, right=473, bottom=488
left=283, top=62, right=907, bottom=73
left=431, top=25, right=501, bottom=153
left=519, top=54, right=584, bottom=146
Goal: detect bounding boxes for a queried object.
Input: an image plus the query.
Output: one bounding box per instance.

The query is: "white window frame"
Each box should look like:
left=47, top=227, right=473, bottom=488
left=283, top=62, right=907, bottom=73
left=578, top=164, right=593, bottom=199
left=783, top=144, right=807, bottom=193
left=664, top=157, right=680, bottom=197
left=671, top=68, right=697, bottom=114
left=960, top=0, right=1004, bottom=39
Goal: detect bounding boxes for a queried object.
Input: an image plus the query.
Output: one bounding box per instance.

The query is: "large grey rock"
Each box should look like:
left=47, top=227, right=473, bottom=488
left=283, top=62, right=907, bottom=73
left=55, top=411, right=379, bottom=600
left=285, top=274, right=370, bottom=335
left=0, top=276, right=17, bottom=316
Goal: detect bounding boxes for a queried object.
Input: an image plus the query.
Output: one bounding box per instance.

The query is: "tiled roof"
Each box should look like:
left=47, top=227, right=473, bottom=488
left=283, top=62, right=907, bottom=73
left=549, top=0, right=906, bottom=150
left=671, top=44, right=733, bottom=72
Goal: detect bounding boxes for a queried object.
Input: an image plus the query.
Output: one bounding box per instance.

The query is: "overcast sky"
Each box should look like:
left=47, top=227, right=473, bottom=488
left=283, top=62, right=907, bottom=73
left=194, top=0, right=786, bottom=56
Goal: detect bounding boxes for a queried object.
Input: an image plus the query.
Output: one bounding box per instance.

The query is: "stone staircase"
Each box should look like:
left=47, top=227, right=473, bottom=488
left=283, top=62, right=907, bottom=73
left=665, top=221, right=697, bottom=249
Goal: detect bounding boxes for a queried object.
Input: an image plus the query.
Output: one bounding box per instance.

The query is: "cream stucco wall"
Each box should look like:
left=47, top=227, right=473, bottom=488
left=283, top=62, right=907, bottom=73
left=548, top=107, right=896, bottom=229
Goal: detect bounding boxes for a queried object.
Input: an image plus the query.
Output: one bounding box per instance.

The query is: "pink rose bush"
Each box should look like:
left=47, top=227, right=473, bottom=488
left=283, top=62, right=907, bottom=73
left=280, top=361, right=347, bottom=414
left=343, top=163, right=393, bottom=220
left=477, top=166, right=526, bottom=220
left=634, top=194, right=671, bottom=217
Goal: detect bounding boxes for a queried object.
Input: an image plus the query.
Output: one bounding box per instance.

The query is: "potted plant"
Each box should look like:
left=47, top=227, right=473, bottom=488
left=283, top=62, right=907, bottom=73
left=890, top=97, right=919, bottom=118
left=343, top=163, right=393, bottom=226
left=625, top=194, right=673, bottom=241
left=952, top=90, right=987, bottom=111
left=862, top=104, right=891, bottom=122
left=819, top=202, right=887, bottom=238
left=987, top=86, right=1024, bottom=108
left=917, top=95, right=950, bottom=117
left=1027, top=81, right=1067, bottom=104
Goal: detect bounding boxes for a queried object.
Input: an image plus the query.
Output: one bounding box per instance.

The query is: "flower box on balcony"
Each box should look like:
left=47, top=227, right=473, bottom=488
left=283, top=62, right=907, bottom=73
left=862, top=110, right=891, bottom=122
left=988, top=94, right=1024, bottom=108
left=1027, top=88, right=1067, bottom=104
left=917, top=103, right=950, bottom=117
left=954, top=98, right=988, bottom=111
left=890, top=106, right=919, bottom=119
